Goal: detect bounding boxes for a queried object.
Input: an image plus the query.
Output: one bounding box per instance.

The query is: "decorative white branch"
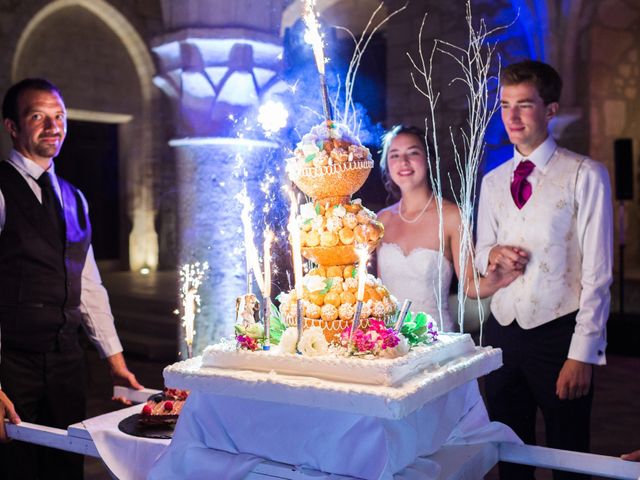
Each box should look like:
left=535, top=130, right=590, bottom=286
left=408, top=1, right=508, bottom=338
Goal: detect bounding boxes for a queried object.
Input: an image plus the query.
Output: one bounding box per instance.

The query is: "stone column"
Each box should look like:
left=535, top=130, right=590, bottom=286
left=152, top=0, right=289, bottom=355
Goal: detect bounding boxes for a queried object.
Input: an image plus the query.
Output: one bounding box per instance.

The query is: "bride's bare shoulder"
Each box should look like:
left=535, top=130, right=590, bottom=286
left=377, top=202, right=399, bottom=222
left=440, top=199, right=462, bottom=224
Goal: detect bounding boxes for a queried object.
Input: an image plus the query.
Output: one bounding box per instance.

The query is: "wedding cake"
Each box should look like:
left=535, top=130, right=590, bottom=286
left=164, top=121, right=502, bottom=416
left=157, top=122, right=505, bottom=479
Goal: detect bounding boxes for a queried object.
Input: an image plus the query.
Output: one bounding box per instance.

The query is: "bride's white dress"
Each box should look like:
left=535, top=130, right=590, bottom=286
left=377, top=242, right=455, bottom=332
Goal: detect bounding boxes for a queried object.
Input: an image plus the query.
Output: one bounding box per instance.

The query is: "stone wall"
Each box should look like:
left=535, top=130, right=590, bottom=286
left=0, top=0, right=176, bottom=270
left=588, top=0, right=640, bottom=284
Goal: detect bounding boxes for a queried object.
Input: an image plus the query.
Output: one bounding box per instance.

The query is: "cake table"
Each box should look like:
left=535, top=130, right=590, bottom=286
left=148, top=337, right=521, bottom=479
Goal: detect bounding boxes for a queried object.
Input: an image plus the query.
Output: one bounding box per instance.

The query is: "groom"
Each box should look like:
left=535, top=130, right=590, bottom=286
left=475, top=60, right=613, bottom=479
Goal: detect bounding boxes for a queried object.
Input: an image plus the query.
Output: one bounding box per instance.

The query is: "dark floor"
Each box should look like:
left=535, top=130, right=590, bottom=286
left=80, top=271, right=640, bottom=479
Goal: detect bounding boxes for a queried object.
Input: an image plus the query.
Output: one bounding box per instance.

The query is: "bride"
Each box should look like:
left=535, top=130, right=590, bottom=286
left=376, top=125, right=524, bottom=331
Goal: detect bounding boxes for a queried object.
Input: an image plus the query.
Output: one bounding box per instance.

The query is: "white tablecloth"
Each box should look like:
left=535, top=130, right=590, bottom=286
left=148, top=380, right=520, bottom=480
left=83, top=404, right=170, bottom=480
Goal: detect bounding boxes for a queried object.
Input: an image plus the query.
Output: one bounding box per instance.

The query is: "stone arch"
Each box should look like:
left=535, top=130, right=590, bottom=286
left=12, top=0, right=159, bottom=271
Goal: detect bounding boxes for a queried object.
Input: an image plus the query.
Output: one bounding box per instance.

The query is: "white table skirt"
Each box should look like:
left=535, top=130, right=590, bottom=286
left=148, top=380, right=520, bottom=480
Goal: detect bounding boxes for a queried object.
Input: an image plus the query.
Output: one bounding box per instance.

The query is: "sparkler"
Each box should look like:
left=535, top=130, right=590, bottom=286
left=349, top=244, right=369, bottom=345
left=287, top=189, right=304, bottom=347
left=394, top=299, right=413, bottom=333
left=303, top=0, right=333, bottom=123
left=263, top=228, right=274, bottom=350
left=179, top=261, right=209, bottom=358
left=238, top=188, right=265, bottom=295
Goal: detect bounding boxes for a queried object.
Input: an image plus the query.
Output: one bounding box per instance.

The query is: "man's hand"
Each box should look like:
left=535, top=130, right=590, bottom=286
left=621, top=450, right=640, bottom=462
left=106, top=352, right=144, bottom=405
left=556, top=359, right=592, bottom=400
left=489, top=245, right=529, bottom=272
left=0, top=389, right=20, bottom=442
left=485, top=262, right=523, bottom=290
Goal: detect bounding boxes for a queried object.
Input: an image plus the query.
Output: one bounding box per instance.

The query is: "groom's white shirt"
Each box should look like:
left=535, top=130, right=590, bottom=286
left=475, top=136, right=613, bottom=365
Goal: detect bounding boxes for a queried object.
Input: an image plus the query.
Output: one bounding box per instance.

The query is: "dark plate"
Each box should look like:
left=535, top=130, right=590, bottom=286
left=117, top=413, right=175, bottom=439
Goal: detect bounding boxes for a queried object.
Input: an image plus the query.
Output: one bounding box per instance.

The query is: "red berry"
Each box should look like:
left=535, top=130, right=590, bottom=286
left=163, top=401, right=174, bottom=411
left=142, top=404, right=152, bottom=415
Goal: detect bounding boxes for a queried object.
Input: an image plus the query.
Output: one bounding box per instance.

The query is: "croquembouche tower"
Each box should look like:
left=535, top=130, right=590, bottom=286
left=280, top=120, right=397, bottom=343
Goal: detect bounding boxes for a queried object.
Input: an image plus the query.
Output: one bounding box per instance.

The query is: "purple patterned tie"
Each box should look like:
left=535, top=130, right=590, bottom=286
left=511, top=159, right=535, bottom=209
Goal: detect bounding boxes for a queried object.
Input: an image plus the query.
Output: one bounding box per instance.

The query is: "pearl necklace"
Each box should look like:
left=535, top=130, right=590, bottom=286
left=398, top=195, right=434, bottom=224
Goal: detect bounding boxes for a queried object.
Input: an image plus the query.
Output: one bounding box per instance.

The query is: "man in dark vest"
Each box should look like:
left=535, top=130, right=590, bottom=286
left=0, top=78, right=143, bottom=479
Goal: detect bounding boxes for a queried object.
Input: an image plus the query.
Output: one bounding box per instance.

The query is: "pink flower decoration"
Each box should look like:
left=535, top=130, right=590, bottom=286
left=237, top=334, right=259, bottom=351
left=340, top=318, right=401, bottom=354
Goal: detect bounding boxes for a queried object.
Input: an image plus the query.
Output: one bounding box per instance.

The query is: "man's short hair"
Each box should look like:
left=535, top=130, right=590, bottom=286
left=2, top=78, right=64, bottom=123
left=500, top=60, right=563, bottom=105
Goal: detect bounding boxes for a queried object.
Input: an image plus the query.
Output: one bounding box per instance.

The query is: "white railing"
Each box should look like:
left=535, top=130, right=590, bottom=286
left=3, top=386, right=640, bottom=480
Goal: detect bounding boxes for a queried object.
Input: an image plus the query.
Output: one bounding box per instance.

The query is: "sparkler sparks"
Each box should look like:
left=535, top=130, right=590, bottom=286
left=237, top=188, right=265, bottom=295
left=303, top=0, right=332, bottom=122
left=180, top=261, right=209, bottom=358
left=258, top=100, right=289, bottom=134
left=302, top=0, right=326, bottom=75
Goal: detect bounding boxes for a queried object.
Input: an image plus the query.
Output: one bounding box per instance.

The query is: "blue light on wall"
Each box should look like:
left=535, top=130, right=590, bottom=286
left=481, top=0, right=546, bottom=173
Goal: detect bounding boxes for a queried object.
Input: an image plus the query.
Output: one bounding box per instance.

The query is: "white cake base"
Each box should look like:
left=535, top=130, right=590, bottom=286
left=164, top=343, right=502, bottom=419
left=202, top=333, right=475, bottom=386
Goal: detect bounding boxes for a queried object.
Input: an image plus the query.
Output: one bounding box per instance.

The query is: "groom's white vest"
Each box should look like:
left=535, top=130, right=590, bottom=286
left=482, top=147, right=587, bottom=328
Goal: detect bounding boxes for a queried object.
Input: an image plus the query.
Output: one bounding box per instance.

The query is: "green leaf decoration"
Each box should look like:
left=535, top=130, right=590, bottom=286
left=402, top=321, right=416, bottom=331
left=305, top=153, right=316, bottom=163
left=269, top=303, right=287, bottom=345
left=319, top=278, right=333, bottom=295
left=351, top=268, right=357, bottom=278
left=315, top=203, right=321, bottom=215
left=316, top=141, right=323, bottom=149
left=414, top=312, right=427, bottom=328
left=400, top=311, right=436, bottom=346
left=413, top=326, right=427, bottom=336
left=303, top=218, right=312, bottom=226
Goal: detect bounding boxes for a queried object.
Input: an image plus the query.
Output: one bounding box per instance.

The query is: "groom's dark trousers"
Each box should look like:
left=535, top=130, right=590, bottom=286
left=484, top=311, right=593, bottom=480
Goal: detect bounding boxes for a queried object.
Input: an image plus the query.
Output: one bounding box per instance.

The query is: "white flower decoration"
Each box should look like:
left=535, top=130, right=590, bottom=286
left=304, top=275, right=327, bottom=292
left=298, top=327, right=329, bottom=356
left=332, top=205, right=346, bottom=218
left=279, top=327, right=298, bottom=354
left=299, top=202, right=318, bottom=222
left=301, top=142, right=320, bottom=159
left=379, top=334, right=410, bottom=358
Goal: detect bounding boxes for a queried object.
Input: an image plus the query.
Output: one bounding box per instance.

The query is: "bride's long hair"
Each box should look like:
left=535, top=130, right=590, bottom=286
left=379, top=125, right=434, bottom=204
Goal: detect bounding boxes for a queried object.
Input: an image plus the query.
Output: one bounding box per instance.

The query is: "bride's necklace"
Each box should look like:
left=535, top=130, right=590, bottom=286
left=398, top=195, right=434, bottom=224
